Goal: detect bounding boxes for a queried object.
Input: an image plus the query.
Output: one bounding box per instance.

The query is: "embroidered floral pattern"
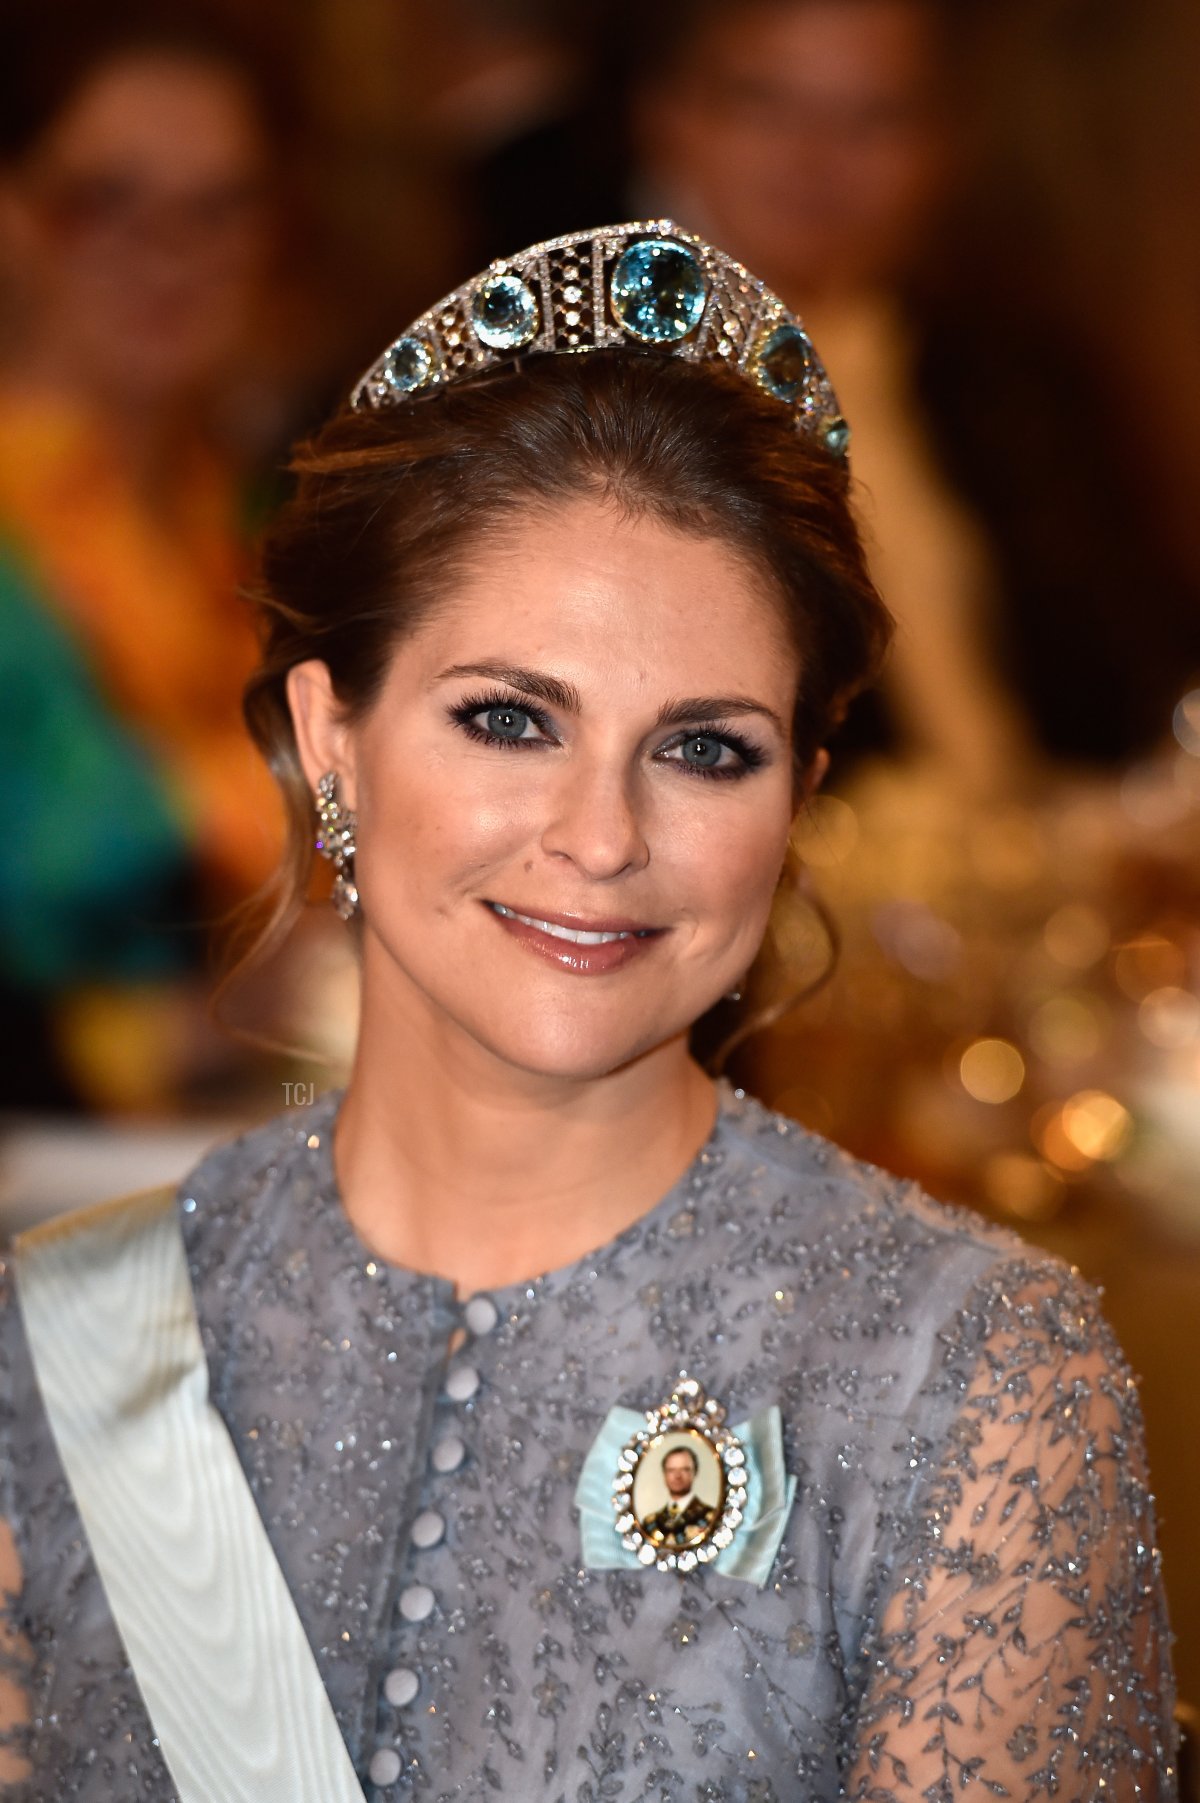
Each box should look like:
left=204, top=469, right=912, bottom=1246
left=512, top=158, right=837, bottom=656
left=0, top=1088, right=1177, bottom=1799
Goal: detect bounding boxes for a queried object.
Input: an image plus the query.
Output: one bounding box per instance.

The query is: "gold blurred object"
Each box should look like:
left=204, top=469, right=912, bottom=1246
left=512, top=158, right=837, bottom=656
left=959, top=1038, right=1025, bottom=1104
left=1027, top=993, right=1108, bottom=1066
left=1043, top=902, right=1110, bottom=969
left=1059, top=1090, right=1133, bottom=1162
left=757, top=737, right=1200, bottom=1237
left=55, top=984, right=196, bottom=1112
left=1138, top=986, right=1200, bottom=1049
left=1113, top=934, right=1188, bottom=1000
left=983, top=1150, right=1063, bottom=1221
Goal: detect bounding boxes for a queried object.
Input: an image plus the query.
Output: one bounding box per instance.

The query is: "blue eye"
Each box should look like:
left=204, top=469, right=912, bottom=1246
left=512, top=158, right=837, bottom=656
left=449, top=691, right=553, bottom=749
left=485, top=705, right=531, bottom=739
left=679, top=734, right=724, bottom=769
left=658, top=725, right=766, bottom=779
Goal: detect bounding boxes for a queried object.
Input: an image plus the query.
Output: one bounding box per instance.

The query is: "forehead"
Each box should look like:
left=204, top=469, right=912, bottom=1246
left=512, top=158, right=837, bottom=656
left=37, top=53, right=264, bottom=180
left=395, top=497, right=799, bottom=705
left=691, top=0, right=940, bottom=102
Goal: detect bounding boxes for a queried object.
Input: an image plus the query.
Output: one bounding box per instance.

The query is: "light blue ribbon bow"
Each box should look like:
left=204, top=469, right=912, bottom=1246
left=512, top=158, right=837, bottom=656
left=575, top=1403, right=797, bottom=1588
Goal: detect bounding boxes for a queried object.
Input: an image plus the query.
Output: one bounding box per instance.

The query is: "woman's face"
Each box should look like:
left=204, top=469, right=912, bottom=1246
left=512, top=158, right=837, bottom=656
left=3, top=52, right=269, bottom=402
left=291, top=496, right=804, bottom=1084
left=641, top=0, right=949, bottom=301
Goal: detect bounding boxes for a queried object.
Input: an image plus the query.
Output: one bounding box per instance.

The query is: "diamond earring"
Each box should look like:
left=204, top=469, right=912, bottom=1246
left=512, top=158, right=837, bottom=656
left=314, top=771, right=359, bottom=920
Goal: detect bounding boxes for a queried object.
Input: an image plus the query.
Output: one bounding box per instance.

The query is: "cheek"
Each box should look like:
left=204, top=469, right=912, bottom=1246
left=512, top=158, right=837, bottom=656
left=356, top=746, right=531, bottom=899
left=647, top=793, right=792, bottom=1000
left=674, top=788, right=793, bottom=922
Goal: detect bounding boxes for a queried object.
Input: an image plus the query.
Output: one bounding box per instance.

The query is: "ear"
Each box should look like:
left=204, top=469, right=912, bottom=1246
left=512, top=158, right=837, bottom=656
left=798, top=747, right=830, bottom=805
left=286, top=660, right=357, bottom=804
left=789, top=742, right=828, bottom=814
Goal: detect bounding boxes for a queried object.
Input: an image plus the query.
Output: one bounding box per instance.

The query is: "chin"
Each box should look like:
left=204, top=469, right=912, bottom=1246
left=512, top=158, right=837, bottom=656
left=468, top=1008, right=694, bottom=1086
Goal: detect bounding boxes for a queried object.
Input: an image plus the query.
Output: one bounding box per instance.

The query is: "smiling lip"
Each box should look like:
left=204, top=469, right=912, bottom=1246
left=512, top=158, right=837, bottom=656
left=484, top=901, right=665, bottom=975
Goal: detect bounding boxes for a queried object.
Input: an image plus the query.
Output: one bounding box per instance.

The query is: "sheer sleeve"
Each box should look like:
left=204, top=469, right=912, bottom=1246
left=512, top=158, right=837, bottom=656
left=845, top=1259, right=1178, bottom=1801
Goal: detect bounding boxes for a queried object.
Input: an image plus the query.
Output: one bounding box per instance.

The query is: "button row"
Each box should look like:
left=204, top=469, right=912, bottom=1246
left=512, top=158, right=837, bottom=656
left=463, top=1293, right=499, bottom=1336
left=410, top=1509, right=444, bottom=1550
left=444, top=1363, right=480, bottom=1402
left=368, top=1293, right=496, bottom=1790
left=384, top=1666, right=419, bottom=1708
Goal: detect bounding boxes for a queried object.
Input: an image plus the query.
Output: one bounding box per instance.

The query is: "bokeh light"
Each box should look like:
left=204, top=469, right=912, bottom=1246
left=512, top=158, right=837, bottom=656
left=1172, top=689, right=1200, bottom=756
left=1043, top=903, right=1110, bottom=969
left=1113, top=934, right=1187, bottom=1001
left=959, top=1037, right=1025, bottom=1103
left=1138, top=986, right=1200, bottom=1050
left=1027, top=993, right=1108, bottom=1066
left=1057, top=1089, right=1133, bottom=1163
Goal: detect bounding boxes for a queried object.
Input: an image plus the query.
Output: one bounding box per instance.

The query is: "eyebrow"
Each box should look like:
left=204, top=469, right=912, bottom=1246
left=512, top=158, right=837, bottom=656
left=437, top=662, right=787, bottom=738
left=655, top=695, right=787, bottom=737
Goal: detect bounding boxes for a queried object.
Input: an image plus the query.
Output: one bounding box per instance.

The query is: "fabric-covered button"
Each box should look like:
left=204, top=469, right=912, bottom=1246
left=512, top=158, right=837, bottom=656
left=431, top=1433, right=465, bottom=1473
left=384, top=1666, right=420, bottom=1707
left=410, top=1509, right=445, bottom=1550
left=444, top=1364, right=480, bottom=1402
left=463, top=1294, right=499, bottom=1336
left=399, top=1583, right=435, bottom=1623
left=368, top=1747, right=402, bottom=1787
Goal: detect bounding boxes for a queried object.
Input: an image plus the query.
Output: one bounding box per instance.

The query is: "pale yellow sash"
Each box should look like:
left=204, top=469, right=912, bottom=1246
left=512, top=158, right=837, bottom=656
left=15, top=1188, right=368, bottom=1802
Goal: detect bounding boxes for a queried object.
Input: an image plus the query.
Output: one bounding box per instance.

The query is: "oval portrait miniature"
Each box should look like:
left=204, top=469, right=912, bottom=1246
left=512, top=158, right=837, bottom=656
left=632, top=1431, right=725, bottom=1549
left=612, top=1375, right=749, bottom=1572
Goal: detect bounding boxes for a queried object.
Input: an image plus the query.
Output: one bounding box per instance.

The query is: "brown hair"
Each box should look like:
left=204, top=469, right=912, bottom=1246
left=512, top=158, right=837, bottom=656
left=241, top=348, right=891, bottom=1054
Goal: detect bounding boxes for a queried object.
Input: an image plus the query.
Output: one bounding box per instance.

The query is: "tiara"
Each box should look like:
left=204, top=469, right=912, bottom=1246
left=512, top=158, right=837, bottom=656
left=349, top=221, right=850, bottom=457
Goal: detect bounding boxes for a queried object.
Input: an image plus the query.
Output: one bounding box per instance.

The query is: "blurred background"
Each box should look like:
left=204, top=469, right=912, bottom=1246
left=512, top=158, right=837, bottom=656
left=0, top=0, right=1197, bottom=1695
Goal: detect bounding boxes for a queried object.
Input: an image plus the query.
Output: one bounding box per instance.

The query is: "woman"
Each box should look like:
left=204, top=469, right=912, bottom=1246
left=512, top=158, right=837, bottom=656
left=0, top=224, right=1176, bottom=1799
left=0, top=3, right=286, bottom=1107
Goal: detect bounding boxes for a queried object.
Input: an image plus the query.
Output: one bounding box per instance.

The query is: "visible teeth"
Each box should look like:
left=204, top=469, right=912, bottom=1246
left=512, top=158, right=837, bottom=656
left=491, top=903, right=635, bottom=945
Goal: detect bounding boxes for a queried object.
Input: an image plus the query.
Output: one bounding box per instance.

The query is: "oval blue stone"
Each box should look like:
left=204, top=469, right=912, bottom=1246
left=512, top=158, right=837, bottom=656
left=819, top=414, right=852, bottom=458
left=472, top=272, right=539, bottom=350
left=610, top=238, right=707, bottom=344
left=381, top=336, right=433, bottom=395
left=754, top=323, right=813, bottom=404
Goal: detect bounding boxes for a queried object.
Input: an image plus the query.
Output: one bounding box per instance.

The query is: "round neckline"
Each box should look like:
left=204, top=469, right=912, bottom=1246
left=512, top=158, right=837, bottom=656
left=308, top=1080, right=744, bottom=1311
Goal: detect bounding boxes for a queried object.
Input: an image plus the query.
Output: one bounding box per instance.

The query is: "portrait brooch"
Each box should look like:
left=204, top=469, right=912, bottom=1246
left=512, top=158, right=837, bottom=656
left=575, top=1374, right=797, bottom=1588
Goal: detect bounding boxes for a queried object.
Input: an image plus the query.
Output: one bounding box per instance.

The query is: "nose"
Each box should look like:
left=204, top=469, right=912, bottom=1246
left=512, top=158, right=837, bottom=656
left=539, top=757, right=650, bottom=880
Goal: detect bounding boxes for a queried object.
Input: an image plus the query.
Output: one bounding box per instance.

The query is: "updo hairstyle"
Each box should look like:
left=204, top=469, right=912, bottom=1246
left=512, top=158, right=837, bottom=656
left=243, top=349, right=892, bottom=1052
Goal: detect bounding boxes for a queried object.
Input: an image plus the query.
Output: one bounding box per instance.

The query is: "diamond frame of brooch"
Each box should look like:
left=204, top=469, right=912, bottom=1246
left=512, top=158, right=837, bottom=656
left=349, top=221, right=848, bottom=456
left=611, top=1374, right=749, bottom=1574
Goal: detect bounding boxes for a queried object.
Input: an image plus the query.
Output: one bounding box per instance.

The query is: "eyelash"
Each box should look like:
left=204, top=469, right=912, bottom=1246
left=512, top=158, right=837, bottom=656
left=447, top=690, right=767, bottom=781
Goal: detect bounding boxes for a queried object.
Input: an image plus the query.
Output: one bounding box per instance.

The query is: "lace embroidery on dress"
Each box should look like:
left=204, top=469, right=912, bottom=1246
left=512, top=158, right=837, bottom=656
left=0, top=1092, right=1178, bottom=1800
left=846, top=1256, right=1177, bottom=1801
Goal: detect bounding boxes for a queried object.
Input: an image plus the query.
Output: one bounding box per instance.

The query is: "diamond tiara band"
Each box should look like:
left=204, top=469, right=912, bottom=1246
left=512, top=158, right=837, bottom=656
left=349, top=220, right=850, bottom=458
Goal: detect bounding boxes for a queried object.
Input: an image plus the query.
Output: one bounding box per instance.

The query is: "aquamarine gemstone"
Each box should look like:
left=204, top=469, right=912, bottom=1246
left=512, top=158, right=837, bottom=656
left=754, top=323, right=813, bottom=403
left=472, top=272, right=539, bottom=349
left=819, top=414, right=852, bottom=458
left=381, top=336, right=433, bottom=394
left=610, top=238, right=706, bottom=344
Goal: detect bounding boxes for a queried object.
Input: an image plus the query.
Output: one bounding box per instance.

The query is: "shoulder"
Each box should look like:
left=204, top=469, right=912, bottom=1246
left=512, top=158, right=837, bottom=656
left=178, top=1091, right=338, bottom=1207
left=176, top=1090, right=341, bottom=1247
left=169, top=1089, right=345, bottom=1304
left=715, top=1087, right=1110, bottom=1367
left=719, top=1083, right=1033, bottom=1273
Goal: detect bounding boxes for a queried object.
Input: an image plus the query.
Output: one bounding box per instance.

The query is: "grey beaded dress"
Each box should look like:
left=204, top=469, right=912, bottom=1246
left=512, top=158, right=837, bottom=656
left=0, top=1084, right=1177, bottom=1800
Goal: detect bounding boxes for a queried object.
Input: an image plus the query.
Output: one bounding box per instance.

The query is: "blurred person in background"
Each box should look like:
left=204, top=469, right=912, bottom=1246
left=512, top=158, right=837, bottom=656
left=0, top=2, right=293, bottom=1111
left=915, top=0, right=1200, bottom=764
left=631, top=0, right=1034, bottom=794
